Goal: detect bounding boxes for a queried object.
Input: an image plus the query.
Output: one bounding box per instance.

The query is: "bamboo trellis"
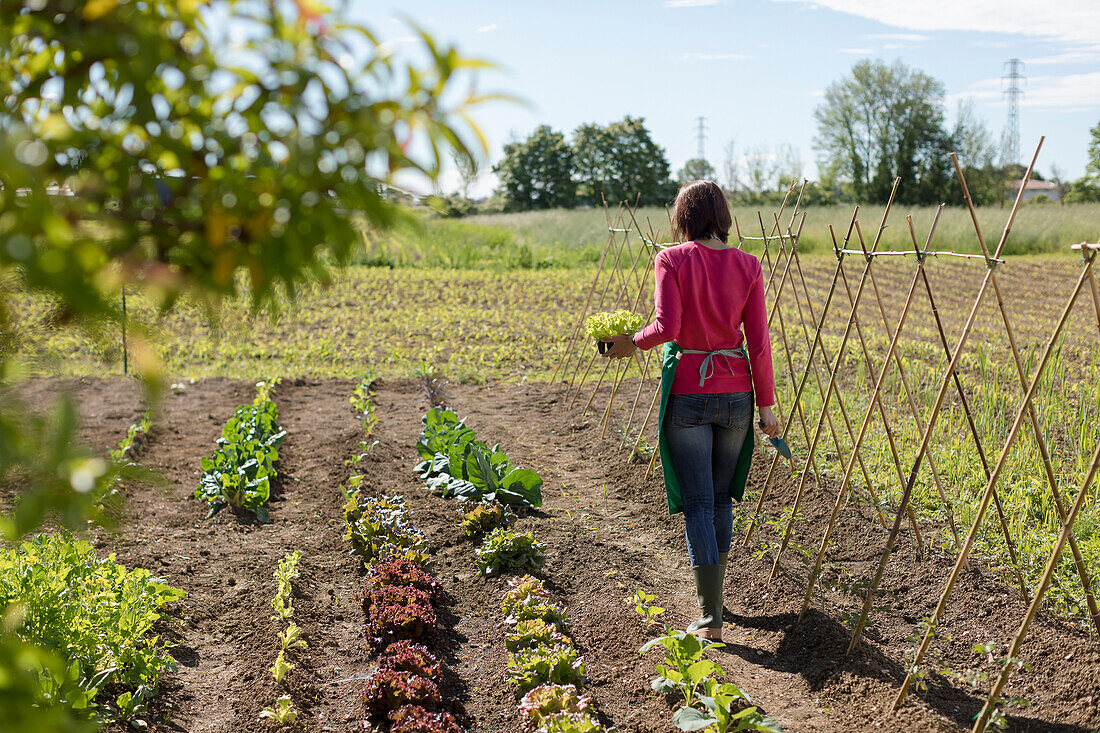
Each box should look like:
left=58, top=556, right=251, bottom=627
left=554, top=148, right=1098, bottom=730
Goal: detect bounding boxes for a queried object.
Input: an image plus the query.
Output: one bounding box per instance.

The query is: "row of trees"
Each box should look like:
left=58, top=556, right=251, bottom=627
left=492, top=117, right=677, bottom=210
left=491, top=59, right=1098, bottom=211
left=491, top=117, right=810, bottom=212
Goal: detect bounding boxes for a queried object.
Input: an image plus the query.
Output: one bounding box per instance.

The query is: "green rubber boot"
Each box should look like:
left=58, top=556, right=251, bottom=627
left=686, top=564, right=724, bottom=641
left=718, top=551, right=729, bottom=612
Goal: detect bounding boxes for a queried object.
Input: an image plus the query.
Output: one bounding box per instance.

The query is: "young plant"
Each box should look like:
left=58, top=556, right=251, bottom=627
left=583, top=310, right=646, bottom=342
left=629, top=589, right=666, bottom=625
left=640, top=631, right=722, bottom=708
left=362, top=670, right=441, bottom=718
left=476, top=527, right=545, bottom=576
left=459, top=500, right=509, bottom=538
left=271, top=551, right=302, bottom=621
left=378, top=641, right=443, bottom=682
left=343, top=492, right=431, bottom=567
left=260, top=695, right=298, bottom=724
left=278, top=622, right=307, bottom=651
left=270, top=650, right=293, bottom=685
left=363, top=585, right=438, bottom=644
left=506, top=618, right=573, bottom=652
left=518, top=683, right=593, bottom=731
left=507, top=644, right=586, bottom=695
left=367, top=558, right=442, bottom=602
left=195, top=380, right=286, bottom=520
left=388, top=703, right=464, bottom=733
left=350, top=374, right=379, bottom=436
left=0, top=532, right=185, bottom=721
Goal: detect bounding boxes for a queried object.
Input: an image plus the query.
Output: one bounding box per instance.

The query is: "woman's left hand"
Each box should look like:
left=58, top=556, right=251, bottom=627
left=600, top=334, right=637, bottom=359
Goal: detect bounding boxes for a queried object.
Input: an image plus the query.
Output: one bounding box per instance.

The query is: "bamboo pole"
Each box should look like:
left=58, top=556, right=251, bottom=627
left=565, top=206, right=636, bottom=395
left=780, top=214, right=890, bottom=529
left=846, top=138, right=1044, bottom=655
left=949, top=153, right=1097, bottom=628
left=573, top=224, right=651, bottom=412
left=893, top=246, right=1094, bottom=712
left=797, top=220, right=932, bottom=618
left=551, top=201, right=621, bottom=383
left=972, top=437, right=1100, bottom=733
left=743, top=219, right=854, bottom=546
left=766, top=179, right=902, bottom=572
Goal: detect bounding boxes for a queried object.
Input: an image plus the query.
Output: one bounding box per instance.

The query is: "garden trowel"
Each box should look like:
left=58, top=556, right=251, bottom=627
left=758, top=420, right=792, bottom=460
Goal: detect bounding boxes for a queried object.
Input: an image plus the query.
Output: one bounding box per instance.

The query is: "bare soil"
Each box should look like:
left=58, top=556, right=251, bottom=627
left=8, top=375, right=1099, bottom=733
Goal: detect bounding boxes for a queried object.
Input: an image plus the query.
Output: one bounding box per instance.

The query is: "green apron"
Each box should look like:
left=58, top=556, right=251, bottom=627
left=657, top=341, right=755, bottom=515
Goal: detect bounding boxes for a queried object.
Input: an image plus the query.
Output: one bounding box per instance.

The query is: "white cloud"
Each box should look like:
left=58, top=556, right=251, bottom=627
left=839, top=47, right=875, bottom=54
left=770, top=1, right=1100, bottom=48
left=865, top=32, right=929, bottom=42
left=477, top=24, right=499, bottom=33
left=665, top=0, right=719, bottom=7
left=681, top=51, right=750, bottom=60
left=949, top=71, right=1100, bottom=110
left=1026, top=49, right=1100, bottom=66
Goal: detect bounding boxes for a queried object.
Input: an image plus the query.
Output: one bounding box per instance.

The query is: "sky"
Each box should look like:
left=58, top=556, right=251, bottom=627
left=349, top=0, right=1100, bottom=197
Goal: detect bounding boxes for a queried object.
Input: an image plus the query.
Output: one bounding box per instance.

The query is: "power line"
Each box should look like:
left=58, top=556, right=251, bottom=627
left=1001, top=59, right=1025, bottom=169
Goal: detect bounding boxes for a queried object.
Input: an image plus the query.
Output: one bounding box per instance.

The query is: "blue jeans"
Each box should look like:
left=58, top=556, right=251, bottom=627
left=665, top=391, right=753, bottom=566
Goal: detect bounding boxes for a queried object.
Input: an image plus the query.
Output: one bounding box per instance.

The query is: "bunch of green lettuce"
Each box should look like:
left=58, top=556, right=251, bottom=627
left=583, top=310, right=646, bottom=342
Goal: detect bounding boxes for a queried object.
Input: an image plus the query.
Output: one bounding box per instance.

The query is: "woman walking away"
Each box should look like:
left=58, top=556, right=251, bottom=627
left=601, top=180, right=780, bottom=642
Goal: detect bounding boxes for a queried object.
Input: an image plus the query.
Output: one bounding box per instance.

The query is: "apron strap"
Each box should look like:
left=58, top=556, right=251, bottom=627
left=680, top=347, right=748, bottom=387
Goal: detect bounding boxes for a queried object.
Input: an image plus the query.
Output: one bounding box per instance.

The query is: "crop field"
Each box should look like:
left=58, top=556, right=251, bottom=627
left=5, top=199, right=1100, bottom=733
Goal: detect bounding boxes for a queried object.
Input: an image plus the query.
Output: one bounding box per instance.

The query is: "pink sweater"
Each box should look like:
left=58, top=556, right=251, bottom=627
left=634, top=241, right=776, bottom=406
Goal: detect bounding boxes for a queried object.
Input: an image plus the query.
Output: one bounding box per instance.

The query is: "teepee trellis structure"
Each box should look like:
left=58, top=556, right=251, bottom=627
left=557, top=140, right=1098, bottom=731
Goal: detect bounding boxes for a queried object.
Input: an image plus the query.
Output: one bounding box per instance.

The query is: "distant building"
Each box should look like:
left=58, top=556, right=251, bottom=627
left=1010, top=179, right=1061, bottom=203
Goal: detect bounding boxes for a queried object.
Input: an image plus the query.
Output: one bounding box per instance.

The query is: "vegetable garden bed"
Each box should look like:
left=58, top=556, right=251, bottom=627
left=3, top=376, right=1097, bottom=732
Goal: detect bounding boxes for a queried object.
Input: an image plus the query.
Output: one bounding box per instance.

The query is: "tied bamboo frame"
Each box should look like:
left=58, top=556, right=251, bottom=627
left=560, top=158, right=1097, bottom=729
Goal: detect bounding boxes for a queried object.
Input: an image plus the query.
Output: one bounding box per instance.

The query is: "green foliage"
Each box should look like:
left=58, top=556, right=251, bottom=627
left=277, top=622, right=306, bottom=651
left=260, top=695, right=298, bottom=724
left=507, top=644, right=585, bottom=695
left=494, top=125, right=577, bottom=211
left=0, top=532, right=185, bottom=725
left=350, top=375, right=379, bottom=436
left=270, top=650, right=293, bottom=685
left=505, top=618, right=573, bottom=652
left=814, top=59, right=951, bottom=205
left=476, top=527, right=545, bottom=576
left=583, top=310, right=646, bottom=342
left=270, top=551, right=301, bottom=622
left=640, top=630, right=781, bottom=732
left=678, top=159, right=717, bottom=186
left=572, top=116, right=674, bottom=207
left=628, top=589, right=666, bottom=625
left=415, top=407, right=544, bottom=509
left=518, top=684, right=596, bottom=732
left=194, top=379, right=285, bottom=520
left=342, top=493, right=430, bottom=568
left=459, top=500, right=509, bottom=538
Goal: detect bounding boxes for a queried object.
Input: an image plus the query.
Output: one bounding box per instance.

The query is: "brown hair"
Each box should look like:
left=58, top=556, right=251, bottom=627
left=672, top=180, right=732, bottom=244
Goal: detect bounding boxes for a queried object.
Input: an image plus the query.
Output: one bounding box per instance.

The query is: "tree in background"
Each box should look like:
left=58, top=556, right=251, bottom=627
left=0, top=0, right=486, bottom=728
left=721, top=138, right=739, bottom=196
left=493, top=125, right=576, bottom=210
left=1065, top=120, right=1100, bottom=203
left=572, top=116, right=673, bottom=206
left=814, top=59, right=952, bottom=205
left=948, top=99, right=1002, bottom=205
left=677, top=158, right=716, bottom=185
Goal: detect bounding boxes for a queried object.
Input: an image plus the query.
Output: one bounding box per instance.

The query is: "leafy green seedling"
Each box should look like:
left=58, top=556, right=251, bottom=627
left=629, top=589, right=666, bottom=625
left=260, top=695, right=298, bottom=724
left=270, top=650, right=293, bottom=684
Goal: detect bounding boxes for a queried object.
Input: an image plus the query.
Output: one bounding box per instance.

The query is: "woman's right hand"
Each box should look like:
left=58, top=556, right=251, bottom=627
left=758, top=405, right=781, bottom=438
